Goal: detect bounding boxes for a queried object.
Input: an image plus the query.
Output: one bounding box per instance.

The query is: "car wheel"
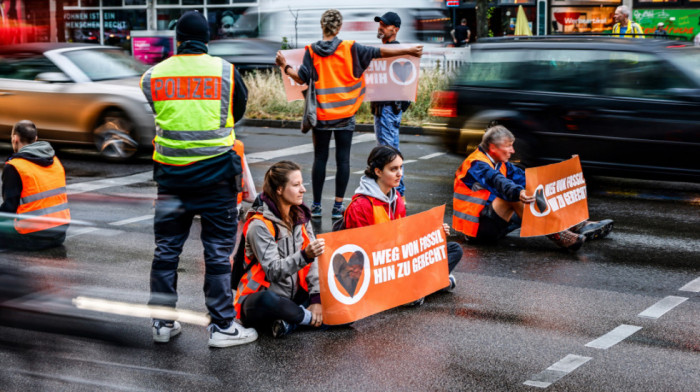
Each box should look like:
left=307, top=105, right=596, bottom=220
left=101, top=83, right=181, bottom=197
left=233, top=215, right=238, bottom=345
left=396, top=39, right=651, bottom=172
left=93, top=110, right=138, bottom=161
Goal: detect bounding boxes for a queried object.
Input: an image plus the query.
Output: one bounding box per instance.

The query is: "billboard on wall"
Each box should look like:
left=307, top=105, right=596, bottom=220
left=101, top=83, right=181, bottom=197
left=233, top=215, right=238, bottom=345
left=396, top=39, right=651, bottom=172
left=131, top=31, right=176, bottom=65
left=634, top=9, right=700, bottom=41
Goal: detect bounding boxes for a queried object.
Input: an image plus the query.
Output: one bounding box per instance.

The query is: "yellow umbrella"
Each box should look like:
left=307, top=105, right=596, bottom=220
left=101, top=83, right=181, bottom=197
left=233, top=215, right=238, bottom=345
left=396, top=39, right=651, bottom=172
left=514, top=5, right=533, bottom=36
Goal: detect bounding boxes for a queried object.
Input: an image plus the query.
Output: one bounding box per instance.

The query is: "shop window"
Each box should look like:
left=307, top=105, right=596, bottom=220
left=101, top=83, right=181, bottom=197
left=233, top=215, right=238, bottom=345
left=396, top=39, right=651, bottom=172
left=65, top=11, right=101, bottom=44
left=182, top=0, right=204, bottom=5
left=124, top=0, right=147, bottom=4
left=103, top=0, right=122, bottom=6
left=0, top=55, right=62, bottom=80
left=63, top=0, right=79, bottom=6
left=551, top=6, right=617, bottom=34
left=208, top=0, right=229, bottom=4
left=157, top=8, right=203, bottom=31
left=208, top=8, right=246, bottom=40
left=156, top=0, right=180, bottom=5
left=81, top=0, right=100, bottom=6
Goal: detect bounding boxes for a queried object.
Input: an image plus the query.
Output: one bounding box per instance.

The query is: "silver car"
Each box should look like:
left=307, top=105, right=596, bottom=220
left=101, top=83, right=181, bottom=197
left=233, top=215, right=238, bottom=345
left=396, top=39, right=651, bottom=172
left=0, top=43, right=155, bottom=161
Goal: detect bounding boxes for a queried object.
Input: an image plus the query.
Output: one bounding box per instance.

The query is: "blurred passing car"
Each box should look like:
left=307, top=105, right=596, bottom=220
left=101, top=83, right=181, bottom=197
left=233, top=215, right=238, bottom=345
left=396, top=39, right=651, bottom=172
left=428, top=37, right=700, bottom=182
left=207, top=39, right=279, bottom=73
left=0, top=43, right=154, bottom=161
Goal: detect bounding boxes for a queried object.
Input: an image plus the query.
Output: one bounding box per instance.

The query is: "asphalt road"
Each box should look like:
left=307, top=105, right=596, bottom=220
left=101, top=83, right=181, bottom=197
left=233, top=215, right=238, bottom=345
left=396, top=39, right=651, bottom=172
left=0, top=127, right=698, bottom=391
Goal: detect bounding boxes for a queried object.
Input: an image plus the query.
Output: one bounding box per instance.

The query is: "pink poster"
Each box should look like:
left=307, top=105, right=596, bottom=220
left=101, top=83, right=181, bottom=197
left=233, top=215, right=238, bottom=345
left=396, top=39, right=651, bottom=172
left=132, top=36, right=175, bottom=65
left=279, top=46, right=420, bottom=102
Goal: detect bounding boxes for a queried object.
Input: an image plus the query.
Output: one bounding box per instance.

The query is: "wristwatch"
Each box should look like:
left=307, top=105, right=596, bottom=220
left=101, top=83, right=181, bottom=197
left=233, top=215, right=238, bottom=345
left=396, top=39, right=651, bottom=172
left=284, top=65, right=292, bottom=75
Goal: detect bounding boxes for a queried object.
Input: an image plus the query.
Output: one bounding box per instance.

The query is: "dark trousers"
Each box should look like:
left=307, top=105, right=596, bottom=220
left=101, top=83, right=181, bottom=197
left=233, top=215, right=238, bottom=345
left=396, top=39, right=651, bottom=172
left=446, top=241, right=462, bottom=274
left=0, top=223, right=66, bottom=251
left=312, top=129, right=354, bottom=203
left=149, top=184, right=237, bottom=327
left=239, top=290, right=307, bottom=329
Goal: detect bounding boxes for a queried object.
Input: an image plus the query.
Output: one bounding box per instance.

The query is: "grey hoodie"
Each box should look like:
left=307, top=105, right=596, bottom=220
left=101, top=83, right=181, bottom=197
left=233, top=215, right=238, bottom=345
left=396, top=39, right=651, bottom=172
left=244, top=201, right=320, bottom=299
left=353, top=175, right=399, bottom=216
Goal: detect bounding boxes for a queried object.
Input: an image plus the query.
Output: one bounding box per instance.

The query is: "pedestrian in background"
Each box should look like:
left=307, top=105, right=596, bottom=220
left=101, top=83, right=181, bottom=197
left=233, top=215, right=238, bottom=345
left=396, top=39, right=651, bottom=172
left=612, top=6, right=644, bottom=38
left=140, top=10, right=257, bottom=348
left=451, top=18, right=471, bottom=47
left=276, top=9, right=423, bottom=220
left=653, top=23, right=667, bottom=38
left=234, top=161, right=326, bottom=338
left=343, top=146, right=461, bottom=305
left=453, top=125, right=614, bottom=251
left=371, top=12, right=410, bottom=199
left=0, top=120, right=70, bottom=250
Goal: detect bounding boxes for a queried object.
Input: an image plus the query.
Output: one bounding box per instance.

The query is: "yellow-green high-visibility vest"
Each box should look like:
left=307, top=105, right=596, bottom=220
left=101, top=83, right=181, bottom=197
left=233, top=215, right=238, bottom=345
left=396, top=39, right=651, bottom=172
left=140, top=54, right=236, bottom=165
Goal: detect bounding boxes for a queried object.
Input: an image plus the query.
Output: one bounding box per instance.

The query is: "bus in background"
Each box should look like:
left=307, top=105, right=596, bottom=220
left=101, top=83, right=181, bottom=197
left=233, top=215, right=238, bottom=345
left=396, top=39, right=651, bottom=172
left=230, top=0, right=450, bottom=47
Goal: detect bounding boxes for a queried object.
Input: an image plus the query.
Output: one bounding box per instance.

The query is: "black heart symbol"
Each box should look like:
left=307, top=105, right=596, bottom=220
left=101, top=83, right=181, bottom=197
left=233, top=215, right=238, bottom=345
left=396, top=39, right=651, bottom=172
left=391, top=61, right=413, bottom=83
left=332, top=251, right=364, bottom=297
left=535, top=188, right=548, bottom=213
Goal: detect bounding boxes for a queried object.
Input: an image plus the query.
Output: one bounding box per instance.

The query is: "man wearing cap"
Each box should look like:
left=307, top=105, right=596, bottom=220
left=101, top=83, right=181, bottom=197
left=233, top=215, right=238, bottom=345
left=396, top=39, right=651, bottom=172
left=451, top=18, right=471, bottom=47
left=653, top=22, right=667, bottom=38
left=371, top=11, right=410, bottom=198
left=140, top=10, right=258, bottom=348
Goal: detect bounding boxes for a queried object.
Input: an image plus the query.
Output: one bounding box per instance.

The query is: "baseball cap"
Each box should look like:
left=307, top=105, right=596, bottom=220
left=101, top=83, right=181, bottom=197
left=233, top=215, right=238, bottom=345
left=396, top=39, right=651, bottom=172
left=374, top=12, right=401, bottom=28
left=657, top=22, right=664, bottom=27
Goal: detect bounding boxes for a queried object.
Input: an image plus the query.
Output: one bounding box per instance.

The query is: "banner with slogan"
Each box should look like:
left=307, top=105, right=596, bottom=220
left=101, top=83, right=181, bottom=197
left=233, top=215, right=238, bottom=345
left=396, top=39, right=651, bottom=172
left=521, top=156, right=589, bottom=237
left=278, top=45, right=420, bottom=103
left=316, top=205, right=449, bottom=325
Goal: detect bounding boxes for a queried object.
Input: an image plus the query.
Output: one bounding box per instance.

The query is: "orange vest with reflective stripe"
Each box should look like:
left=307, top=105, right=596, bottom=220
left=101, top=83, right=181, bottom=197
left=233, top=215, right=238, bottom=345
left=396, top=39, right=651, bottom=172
left=232, top=140, right=245, bottom=205
left=309, top=40, right=366, bottom=121
left=347, top=194, right=393, bottom=225
left=452, top=149, right=507, bottom=237
left=6, top=157, right=70, bottom=235
left=233, top=214, right=311, bottom=319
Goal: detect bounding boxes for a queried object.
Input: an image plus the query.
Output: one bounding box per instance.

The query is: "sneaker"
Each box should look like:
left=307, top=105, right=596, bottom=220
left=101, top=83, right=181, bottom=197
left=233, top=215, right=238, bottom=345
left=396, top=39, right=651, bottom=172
left=271, top=319, right=297, bottom=338
left=331, top=204, right=345, bottom=220
left=207, top=322, right=258, bottom=348
left=572, top=219, right=614, bottom=241
left=547, top=229, right=585, bottom=251
left=405, top=297, right=425, bottom=307
left=442, top=274, right=457, bottom=293
left=152, top=320, right=181, bottom=343
left=311, top=204, right=322, bottom=218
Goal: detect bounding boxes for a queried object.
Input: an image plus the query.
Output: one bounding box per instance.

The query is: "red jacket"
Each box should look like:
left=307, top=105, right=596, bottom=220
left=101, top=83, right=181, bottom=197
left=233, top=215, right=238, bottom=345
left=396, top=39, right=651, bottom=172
left=344, top=194, right=406, bottom=229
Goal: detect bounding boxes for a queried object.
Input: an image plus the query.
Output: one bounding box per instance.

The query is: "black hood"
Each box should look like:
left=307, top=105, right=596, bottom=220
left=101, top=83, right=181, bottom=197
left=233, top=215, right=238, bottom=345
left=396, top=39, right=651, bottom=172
left=311, top=37, right=342, bottom=57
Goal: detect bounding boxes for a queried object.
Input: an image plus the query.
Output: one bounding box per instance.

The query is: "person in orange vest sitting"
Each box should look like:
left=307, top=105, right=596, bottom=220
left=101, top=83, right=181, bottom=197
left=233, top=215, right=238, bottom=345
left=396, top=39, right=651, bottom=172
left=1, top=120, right=70, bottom=250
left=452, top=125, right=613, bottom=251
left=234, top=161, right=326, bottom=338
left=275, top=9, right=422, bottom=221
left=343, top=146, right=463, bottom=305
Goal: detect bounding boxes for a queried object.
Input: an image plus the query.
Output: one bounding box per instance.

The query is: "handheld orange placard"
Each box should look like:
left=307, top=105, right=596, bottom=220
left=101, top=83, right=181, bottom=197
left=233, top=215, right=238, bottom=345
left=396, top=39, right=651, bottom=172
left=317, top=205, right=449, bottom=325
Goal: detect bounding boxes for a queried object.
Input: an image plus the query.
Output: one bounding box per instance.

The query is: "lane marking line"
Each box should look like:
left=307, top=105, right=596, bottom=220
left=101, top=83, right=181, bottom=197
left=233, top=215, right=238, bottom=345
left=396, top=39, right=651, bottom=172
left=246, top=133, right=376, bottom=163
left=110, top=214, right=154, bottom=226
left=419, top=152, right=446, bottom=160
left=524, top=354, right=592, bottom=388
left=585, top=324, right=642, bottom=349
left=67, top=171, right=152, bottom=195
left=679, top=277, right=700, bottom=292
left=638, top=296, right=689, bottom=319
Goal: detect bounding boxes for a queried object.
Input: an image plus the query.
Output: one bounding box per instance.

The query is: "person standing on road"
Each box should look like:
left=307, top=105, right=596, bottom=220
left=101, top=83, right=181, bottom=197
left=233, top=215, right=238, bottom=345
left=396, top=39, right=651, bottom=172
left=371, top=12, right=410, bottom=199
left=452, top=125, right=614, bottom=251
left=0, top=120, right=70, bottom=250
left=343, top=146, right=462, bottom=305
left=275, top=9, right=423, bottom=220
left=234, top=161, right=326, bottom=338
left=140, top=10, right=258, bottom=348
left=451, top=18, right=471, bottom=47
left=612, top=6, right=644, bottom=38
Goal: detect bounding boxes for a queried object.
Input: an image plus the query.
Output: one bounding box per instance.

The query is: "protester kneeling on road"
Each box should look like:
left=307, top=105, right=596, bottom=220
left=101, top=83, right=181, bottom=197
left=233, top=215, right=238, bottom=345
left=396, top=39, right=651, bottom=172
left=234, top=161, right=326, bottom=338
left=342, top=146, right=462, bottom=305
left=453, top=125, right=613, bottom=251
left=1, top=120, right=70, bottom=250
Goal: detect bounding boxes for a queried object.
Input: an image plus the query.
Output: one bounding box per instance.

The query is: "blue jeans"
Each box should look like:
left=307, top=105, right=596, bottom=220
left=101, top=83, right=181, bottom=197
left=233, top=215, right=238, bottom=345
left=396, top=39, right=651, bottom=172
left=374, top=104, right=405, bottom=196
left=149, top=184, right=237, bottom=328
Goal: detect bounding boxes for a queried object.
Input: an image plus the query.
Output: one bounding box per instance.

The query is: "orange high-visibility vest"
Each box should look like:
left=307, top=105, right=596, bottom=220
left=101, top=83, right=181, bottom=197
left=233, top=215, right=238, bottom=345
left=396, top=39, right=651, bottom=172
left=6, top=157, right=70, bottom=235
left=452, top=149, right=507, bottom=237
left=233, top=214, right=311, bottom=319
left=346, top=194, right=395, bottom=225
left=309, top=40, right=366, bottom=121
left=232, top=140, right=245, bottom=205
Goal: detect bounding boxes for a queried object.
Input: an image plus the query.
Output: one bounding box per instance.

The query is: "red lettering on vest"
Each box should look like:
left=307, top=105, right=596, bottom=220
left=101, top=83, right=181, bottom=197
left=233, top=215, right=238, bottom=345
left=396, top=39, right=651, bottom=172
left=152, top=76, right=222, bottom=101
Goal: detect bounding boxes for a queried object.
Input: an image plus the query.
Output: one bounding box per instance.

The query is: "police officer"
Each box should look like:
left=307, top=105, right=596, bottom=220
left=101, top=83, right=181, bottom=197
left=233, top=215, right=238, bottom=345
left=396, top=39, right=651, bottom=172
left=140, top=10, right=257, bottom=348
left=372, top=12, right=410, bottom=198
left=1, top=120, right=70, bottom=250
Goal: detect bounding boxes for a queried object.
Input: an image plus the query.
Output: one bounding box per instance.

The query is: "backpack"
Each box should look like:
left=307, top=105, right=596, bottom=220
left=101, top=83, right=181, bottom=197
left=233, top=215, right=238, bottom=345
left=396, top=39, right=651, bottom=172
left=331, top=195, right=369, bottom=232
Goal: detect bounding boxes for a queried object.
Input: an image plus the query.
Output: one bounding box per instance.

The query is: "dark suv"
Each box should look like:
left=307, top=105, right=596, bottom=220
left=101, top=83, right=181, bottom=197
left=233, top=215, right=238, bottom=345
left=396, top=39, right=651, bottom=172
left=428, top=37, right=700, bottom=182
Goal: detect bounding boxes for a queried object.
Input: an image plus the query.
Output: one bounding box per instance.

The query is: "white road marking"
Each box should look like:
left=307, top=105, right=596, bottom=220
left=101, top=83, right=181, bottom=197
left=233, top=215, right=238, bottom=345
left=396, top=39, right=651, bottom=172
left=679, top=277, right=700, bottom=292
left=110, top=214, right=154, bottom=226
left=524, top=354, right=592, bottom=388
left=419, top=152, right=446, bottom=160
left=246, top=133, right=376, bottom=163
left=66, top=171, right=152, bottom=195
left=638, top=296, right=688, bottom=319
left=585, top=324, right=642, bottom=349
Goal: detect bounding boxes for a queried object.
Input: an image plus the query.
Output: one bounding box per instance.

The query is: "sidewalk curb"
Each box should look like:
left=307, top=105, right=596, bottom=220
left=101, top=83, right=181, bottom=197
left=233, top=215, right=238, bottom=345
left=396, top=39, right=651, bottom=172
left=239, top=118, right=426, bottom=135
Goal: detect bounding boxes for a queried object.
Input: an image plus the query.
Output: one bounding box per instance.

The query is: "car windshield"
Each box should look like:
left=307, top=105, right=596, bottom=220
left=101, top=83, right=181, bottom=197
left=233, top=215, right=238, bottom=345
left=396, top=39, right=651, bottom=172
left=62, top=48, right=148, bottom=81
left=667, top=49, right=700, bottom=84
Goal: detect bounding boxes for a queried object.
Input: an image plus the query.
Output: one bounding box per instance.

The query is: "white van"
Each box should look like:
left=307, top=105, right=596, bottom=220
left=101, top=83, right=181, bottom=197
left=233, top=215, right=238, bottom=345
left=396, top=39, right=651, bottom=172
left=231, top=0, right=449, bottom=47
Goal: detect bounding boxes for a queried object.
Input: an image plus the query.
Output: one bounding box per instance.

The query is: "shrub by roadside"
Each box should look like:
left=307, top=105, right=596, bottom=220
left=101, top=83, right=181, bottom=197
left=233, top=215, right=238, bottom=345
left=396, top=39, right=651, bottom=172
left=242, top=68, right=451, bottom=127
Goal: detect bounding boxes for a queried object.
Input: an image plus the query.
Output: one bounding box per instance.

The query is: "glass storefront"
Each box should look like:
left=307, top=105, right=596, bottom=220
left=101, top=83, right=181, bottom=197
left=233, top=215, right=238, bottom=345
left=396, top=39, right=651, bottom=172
left=548, top=0, right=621, bottom=34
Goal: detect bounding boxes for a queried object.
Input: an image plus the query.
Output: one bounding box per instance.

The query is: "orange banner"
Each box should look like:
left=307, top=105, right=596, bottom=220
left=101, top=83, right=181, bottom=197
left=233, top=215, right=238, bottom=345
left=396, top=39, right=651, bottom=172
left=317, top=205, right=449, bottom=325
left=521, top=156, right=589, bottom=237
left=279, top=46, right=420, bottom=103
